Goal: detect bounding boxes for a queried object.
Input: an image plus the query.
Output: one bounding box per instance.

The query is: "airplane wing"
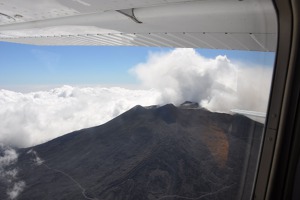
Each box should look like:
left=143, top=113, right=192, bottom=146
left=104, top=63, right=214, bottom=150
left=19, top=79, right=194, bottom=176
left=0, top=0, right=276, bottom=51
left=231, top=109, right=266, bottom=118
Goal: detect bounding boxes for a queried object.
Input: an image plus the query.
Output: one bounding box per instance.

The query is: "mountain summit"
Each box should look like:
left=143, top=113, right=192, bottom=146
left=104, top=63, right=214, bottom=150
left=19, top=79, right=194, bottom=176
left=5, top=104, right=263, bottom=200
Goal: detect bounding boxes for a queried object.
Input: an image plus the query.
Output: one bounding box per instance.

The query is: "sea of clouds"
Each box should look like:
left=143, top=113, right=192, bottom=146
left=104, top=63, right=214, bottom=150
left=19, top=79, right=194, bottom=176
left=0, top=48, right=273, bottom=148
left=0, top=86, right=159, bottom=147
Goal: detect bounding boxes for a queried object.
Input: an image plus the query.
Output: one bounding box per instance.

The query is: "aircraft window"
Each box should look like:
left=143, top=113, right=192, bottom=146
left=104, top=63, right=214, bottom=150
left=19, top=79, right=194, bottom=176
left=0, top=48, right=276, bottom=199
left=0, top=0, right=277, bottom=199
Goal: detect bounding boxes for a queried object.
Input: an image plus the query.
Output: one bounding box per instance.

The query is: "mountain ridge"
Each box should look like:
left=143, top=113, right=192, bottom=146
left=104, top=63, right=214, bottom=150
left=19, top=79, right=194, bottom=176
left=2, top=103, right=263, bottom=200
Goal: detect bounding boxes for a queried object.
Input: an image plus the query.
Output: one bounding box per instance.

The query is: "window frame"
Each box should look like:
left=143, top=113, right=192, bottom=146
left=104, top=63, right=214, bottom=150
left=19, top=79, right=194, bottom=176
left=253, top=0, right=300, bottom=199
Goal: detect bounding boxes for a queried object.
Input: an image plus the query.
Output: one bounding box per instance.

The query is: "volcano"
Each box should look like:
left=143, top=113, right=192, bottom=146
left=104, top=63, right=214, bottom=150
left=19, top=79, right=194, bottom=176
left=4, top=103, right=263, bottom=200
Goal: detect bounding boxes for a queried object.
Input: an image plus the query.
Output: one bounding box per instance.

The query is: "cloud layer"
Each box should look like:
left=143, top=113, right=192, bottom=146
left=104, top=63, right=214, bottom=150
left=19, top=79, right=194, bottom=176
left=0, top=86, right=159, bottom=147
left=0, top=48, right=273, bottom=148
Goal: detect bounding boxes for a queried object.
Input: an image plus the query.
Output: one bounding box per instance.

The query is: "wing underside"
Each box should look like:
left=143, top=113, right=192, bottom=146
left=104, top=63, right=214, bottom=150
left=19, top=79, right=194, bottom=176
left=0, top=0, right=277, bottom=51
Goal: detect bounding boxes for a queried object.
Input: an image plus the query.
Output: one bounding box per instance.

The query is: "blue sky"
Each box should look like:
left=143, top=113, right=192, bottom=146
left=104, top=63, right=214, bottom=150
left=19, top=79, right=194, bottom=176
left=0, top=41, right=275, bottom=91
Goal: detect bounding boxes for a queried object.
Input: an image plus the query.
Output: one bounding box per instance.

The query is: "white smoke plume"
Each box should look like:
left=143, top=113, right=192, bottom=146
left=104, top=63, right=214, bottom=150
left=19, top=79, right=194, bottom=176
left=0, top=144, right=26, bottom=200
left=131, top=48, right=273, bottom=113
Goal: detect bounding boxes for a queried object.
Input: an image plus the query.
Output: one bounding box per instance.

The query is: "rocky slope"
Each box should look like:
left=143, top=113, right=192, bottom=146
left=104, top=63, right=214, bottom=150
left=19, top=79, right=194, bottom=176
left=2, top=103, right=263, bottom=200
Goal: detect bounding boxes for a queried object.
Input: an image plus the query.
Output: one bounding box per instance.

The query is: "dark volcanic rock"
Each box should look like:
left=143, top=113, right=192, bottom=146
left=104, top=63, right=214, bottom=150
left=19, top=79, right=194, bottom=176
left=4, top=104, right=263, bottom=200
left=179, top=101, right=200, bottom=109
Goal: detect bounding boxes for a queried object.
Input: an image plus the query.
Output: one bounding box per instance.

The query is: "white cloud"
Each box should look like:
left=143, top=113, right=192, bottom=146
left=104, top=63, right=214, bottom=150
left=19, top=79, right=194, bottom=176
left=0, top=48, right=273, bottom=148
left=0, top=146, right=18, bottom=167
left=0, top=86, right=159, bottom=147
left=27, top=149, right=44, bottom=166
left=132, top=48, right=273, bottom=113
left=0, top=145, right=25, bottom=200
left=7, top=181, right=26, bottom=200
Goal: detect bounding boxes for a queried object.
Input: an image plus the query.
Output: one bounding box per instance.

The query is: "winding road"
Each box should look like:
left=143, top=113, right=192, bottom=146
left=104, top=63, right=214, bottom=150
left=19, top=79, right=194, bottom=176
left=30, top=150, right=97, bottom=200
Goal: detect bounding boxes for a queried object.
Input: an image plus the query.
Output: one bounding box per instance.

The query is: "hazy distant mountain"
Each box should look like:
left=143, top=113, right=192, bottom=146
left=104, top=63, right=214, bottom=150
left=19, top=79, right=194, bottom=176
left=4, top=103, right=263, bottom=200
